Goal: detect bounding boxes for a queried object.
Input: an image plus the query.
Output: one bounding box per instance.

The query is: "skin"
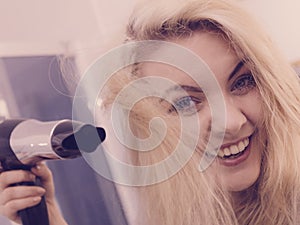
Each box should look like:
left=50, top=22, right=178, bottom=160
left=140, top=31, right=264, bottom=192
left=0, top=163, right=67, bottom=225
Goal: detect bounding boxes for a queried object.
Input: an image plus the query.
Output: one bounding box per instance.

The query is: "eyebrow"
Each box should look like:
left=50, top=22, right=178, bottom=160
left=167, top=84, right=204, bottom=93
left=228, top=61, right=244, bottom=81
left=163, top=61, right=244, bottom=96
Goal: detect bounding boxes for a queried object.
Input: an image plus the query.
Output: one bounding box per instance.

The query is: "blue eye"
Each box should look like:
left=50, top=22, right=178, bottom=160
left=231, top=74, right=256, bottom=95
left=168, top=96, right=203, bottom=115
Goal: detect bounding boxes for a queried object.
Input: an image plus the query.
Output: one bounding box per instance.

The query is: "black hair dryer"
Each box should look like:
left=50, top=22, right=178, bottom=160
left=0, top=119, right=106, bottom=225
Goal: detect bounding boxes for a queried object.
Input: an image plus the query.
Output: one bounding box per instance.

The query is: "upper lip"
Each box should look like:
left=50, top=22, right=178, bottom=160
left=220, top=135, right=251, bottom=149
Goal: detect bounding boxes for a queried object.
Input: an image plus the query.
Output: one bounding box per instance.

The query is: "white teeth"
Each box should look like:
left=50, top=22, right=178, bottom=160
left=238, top=141, right=245, bottom=151
left=217, top=150, right=225, bottom=157
left=218, top=137, right=250, bottom=158
left=230, top=145, right=239, bottom=154
left=243, top=138, right=249, bottom=147
left=223, top=148, right=231, bottom=156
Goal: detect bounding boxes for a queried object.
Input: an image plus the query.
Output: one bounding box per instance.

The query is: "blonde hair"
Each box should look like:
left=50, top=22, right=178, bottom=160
left=100, top=0, right=300, bottom=224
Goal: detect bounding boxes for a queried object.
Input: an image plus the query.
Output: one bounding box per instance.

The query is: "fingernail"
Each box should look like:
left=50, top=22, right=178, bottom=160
left=33, top=197, right=41, bottom=202
left=37, top=188, right=46, bottom=194
left=34, top=163, right=43, bottom=170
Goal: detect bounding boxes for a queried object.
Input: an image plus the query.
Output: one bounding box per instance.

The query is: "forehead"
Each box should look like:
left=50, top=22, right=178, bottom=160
left=139, top=31, right=239, bottom=85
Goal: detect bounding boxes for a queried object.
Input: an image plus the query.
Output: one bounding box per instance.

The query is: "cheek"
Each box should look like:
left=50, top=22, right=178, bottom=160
left=239, top=91, right=264, bottom=125
left=195, top=107, right=213, bottom=150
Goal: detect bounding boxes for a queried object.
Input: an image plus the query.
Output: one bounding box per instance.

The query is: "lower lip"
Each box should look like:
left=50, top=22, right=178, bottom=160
left=217, top=141, right=251, bottom=167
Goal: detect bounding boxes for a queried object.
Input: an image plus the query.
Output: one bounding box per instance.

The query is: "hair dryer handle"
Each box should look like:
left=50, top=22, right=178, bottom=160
left=11, top=177, right=49, bottom=225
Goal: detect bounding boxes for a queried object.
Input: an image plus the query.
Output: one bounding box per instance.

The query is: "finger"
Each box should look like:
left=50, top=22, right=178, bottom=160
left=0, top=186, right=45, bottom=206
left=31, top=162, right=54, bottom=196
left=1, top=196, right=42, bottom=222
left=0, top=170, right=36, bottom=190
left=31, top=162, right=52, bottom=181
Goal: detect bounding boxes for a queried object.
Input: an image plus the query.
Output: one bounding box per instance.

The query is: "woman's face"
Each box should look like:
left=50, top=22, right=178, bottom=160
left=140, top=31, right=264, bottom=192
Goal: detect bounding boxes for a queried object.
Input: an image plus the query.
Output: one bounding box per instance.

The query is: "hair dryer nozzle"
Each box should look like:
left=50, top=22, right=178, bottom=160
left=54, top=124, right=106, bottom=157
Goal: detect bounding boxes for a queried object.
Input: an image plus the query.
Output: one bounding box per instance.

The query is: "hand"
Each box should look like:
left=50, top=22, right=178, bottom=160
left=0, top=162, right=68, bottom=225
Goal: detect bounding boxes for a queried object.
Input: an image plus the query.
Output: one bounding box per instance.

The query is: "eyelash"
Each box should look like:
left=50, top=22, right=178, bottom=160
left=168, top=95, right=203, bottom=115
left=231, top=73, right=256, bottom=95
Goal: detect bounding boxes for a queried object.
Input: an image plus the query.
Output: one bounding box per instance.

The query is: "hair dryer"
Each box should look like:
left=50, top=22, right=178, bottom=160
left=0, top=119, right=106, bottom=225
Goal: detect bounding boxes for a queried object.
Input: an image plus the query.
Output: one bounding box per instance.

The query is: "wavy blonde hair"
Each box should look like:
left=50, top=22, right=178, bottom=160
left=99, top=0, right=300, bottom=224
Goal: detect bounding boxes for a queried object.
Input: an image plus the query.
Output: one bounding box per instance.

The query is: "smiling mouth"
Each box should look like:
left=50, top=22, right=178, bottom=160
left=217, top=137, right=250, bottom=159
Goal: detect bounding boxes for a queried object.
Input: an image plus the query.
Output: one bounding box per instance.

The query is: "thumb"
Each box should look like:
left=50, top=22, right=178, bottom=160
left=31, top=162, right=55, bottom=201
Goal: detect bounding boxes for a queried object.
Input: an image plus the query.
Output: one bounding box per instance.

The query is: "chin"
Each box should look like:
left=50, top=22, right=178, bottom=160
left=220, top=141, right=262, bottom=192
left=227, top=180, right=257, bottom=192
left=224, top=167, right=260, bottom=192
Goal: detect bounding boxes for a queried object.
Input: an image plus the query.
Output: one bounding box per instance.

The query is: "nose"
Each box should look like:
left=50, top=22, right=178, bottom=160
left=208, top=95, right=247, bottom=139
left=222, top=96, right=247, bottom=138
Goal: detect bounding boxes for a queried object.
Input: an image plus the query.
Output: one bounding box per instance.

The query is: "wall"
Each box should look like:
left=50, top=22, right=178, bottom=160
left=0, top=0, right=299, bottom=61
left=239, top=0, right=300, bottom=62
